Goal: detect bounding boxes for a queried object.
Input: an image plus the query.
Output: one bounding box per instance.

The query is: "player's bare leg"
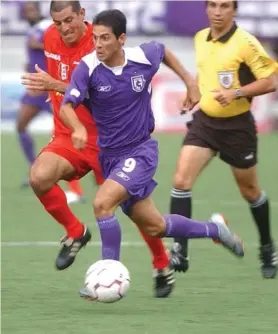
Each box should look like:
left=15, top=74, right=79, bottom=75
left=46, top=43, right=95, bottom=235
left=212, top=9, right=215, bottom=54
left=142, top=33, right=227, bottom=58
left=16, top=103, right=40, bottom=187
left=89, top=179, right=244, bottom=299
left=29, top=152, right=91, bottom=270
left=231, top=165, right=277, bottom=278
left=91, top=179, right=171, bottom=298
left=170, top=145, right=215, bottom=273
left=132, top=194, right=244, bottom=254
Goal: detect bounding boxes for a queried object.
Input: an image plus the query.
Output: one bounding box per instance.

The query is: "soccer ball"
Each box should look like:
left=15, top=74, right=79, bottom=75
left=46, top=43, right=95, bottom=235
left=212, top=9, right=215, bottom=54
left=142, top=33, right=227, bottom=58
left=84, top=259, right=131, bottom=303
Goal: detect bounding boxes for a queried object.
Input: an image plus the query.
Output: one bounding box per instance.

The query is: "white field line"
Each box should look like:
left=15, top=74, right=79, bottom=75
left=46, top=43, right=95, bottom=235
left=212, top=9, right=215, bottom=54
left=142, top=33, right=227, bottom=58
left=1, top=241, right=145, bottom=247
left=1, top=241, right=259, bottom=247
left=8, top=195, right=278, bottom=207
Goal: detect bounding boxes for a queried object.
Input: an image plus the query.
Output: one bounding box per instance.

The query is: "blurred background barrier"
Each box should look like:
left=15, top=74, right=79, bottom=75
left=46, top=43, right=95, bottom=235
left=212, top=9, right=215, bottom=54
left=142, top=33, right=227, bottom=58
left=1, top=0, right=278, bottom=133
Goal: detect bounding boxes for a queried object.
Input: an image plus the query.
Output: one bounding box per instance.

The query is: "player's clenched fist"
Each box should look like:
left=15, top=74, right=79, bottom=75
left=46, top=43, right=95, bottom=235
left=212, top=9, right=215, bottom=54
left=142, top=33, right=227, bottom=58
left=72, top=126, right=88, bottom=150
left=180, top=84, right=200, bottom=114
left=186, top=84, right=201, bottom=109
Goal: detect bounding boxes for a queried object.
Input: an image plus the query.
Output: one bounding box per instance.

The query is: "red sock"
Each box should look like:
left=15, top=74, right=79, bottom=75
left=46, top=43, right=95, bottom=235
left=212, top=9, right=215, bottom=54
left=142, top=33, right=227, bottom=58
left=38, top=185, right=84, bottom=238
left=67, top=180, right=83, bottom=196
left=138, top=228, right=169, bottom=269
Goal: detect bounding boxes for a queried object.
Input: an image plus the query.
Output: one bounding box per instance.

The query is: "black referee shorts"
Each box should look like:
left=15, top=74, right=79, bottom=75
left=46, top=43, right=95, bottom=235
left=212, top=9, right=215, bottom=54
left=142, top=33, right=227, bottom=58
left=183, top=109, right=257, bottom=169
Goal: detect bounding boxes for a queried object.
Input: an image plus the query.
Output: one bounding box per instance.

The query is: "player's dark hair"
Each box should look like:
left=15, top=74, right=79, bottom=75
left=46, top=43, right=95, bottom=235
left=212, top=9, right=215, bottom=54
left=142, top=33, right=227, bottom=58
left=206, top=1, right=238, bottom=10
left=23, top=1, right=41, bottom=11
left=50, top=1, right=81, bottom=13
left=93, top=10, right=127, bottom=39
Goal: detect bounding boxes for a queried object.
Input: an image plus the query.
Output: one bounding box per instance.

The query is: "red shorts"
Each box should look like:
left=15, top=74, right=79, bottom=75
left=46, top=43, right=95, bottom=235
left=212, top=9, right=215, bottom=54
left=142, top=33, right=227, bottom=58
left=40, top=135, right=104, bottom=184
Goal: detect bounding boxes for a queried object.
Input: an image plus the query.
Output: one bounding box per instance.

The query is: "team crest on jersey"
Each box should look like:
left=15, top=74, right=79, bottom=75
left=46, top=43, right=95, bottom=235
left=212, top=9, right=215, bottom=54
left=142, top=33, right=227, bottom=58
left=58, top=62, right=70, bottom=80
left=218, top=71, right=234, bottom=88
left=131, top=75, right=146, bottom=92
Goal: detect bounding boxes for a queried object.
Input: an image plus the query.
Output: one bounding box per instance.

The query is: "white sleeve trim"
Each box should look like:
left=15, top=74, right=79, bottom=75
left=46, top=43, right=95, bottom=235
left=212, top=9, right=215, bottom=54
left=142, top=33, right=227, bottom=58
left=124, top=46, right=152, bottom=65
left=82, top=51, right=100, bottom=76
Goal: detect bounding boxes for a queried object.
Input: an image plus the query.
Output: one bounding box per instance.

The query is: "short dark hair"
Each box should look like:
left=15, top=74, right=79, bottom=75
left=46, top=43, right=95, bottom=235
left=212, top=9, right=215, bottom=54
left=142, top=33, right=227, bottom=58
left=23, top=1, right=40, bottom=11
left=93, top=10, right=127, bottom=38
left=50, top=1, right=81, bottom=13
left=206, top=1, right=238, bottom=10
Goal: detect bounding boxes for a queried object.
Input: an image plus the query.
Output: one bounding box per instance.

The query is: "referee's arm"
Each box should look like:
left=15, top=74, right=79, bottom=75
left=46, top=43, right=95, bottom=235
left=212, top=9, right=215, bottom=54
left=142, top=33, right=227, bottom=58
left=240, top=36, right=278, bottom=98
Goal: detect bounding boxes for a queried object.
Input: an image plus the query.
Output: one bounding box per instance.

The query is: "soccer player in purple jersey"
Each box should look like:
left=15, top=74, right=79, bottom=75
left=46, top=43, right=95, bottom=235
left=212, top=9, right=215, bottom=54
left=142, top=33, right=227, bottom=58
left=59, top=10, right=245, bottom=298
left=17, top=1, right=52, bottom=187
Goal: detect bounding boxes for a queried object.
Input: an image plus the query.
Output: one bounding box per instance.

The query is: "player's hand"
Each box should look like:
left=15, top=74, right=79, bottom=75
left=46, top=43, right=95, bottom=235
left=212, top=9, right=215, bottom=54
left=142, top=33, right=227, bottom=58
left=21, top=64, right=54, bottom=91
left=72, top=126, right=88, bottom=150
left=180, top=84, right=200, bottom=114
left=211, top=89, right=237, bottom=107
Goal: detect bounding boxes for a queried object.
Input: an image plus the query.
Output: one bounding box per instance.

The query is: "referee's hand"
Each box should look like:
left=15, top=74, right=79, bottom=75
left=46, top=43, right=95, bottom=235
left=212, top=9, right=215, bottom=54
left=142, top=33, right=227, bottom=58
left=180, top=85, right=200, bottom=114
left=211, top=88, right=237, bottom=107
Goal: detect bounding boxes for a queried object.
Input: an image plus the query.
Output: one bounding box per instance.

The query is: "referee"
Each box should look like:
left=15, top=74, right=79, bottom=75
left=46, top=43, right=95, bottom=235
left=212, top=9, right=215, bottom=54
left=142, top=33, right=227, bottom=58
left=170, top=0, right=277, bottom=278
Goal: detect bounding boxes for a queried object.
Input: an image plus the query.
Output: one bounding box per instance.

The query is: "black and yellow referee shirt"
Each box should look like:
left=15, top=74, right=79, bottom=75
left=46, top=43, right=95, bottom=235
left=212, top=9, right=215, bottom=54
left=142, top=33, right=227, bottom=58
left=195, top=23, right=278, bottom=118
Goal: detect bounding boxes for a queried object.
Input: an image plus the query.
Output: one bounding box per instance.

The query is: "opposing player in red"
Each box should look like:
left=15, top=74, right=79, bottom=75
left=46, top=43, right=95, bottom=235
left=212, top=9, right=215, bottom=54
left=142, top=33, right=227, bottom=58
left=22, top=0, right=174, bottom=298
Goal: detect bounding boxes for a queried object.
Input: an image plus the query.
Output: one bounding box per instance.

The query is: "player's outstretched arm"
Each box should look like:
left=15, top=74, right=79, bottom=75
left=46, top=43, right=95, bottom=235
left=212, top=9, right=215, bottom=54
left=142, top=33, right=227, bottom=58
left=162, top=48, right=200, bottom=111
left=21, top=64, right=68, bottom=93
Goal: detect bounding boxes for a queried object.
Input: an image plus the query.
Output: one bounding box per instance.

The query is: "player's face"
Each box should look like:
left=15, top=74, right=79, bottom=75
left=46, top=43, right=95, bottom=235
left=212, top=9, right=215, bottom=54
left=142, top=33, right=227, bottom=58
left=206, top=1, right=235, bottom=30
left=51, top=6, right=85, bottom=45
left=22, top=3, right=41, bottom=26
left=93, top=25, right=126, bottom=64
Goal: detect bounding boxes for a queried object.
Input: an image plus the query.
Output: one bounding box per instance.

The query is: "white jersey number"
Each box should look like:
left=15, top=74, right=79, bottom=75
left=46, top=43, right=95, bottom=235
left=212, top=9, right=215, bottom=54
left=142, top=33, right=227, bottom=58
left=122, top=158, right=136, bottom=173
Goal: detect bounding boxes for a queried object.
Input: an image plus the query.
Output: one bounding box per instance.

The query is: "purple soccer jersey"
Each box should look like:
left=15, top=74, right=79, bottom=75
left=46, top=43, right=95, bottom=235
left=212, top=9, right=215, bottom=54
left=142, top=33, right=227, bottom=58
left=26, top=18, right=52, bottom=73
left=22, top=18, right=52, bottom=111
left=62, top=41, right=165, bottom=213
left=63, top=41, right=165, bottom=151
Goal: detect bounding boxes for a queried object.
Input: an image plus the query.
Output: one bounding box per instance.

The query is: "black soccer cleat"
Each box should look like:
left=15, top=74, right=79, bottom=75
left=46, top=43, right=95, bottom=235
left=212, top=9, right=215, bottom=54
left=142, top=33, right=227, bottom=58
left=259, top=243, right=277, bottom=279
left=55, top=226, right=91, bottom=270
left=153, top=267, right=175, bottom=298
left=169, top=242, right=189, bottom=273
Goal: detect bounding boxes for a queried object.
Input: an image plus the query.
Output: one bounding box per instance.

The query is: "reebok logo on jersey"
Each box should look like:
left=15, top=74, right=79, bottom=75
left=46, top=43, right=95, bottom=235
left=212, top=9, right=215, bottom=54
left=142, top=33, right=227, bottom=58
left=116, top=171, right=130, bottom=181
left=97, top=85, right=112, bottom=92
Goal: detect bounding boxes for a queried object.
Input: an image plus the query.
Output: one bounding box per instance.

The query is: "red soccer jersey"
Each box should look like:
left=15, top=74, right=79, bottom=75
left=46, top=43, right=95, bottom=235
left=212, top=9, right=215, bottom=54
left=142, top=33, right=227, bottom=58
left=44, top=22, right=97, bottom=143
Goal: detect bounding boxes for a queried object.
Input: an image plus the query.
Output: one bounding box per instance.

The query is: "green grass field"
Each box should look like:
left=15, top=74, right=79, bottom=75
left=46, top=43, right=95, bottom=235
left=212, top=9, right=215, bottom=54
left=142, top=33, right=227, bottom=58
left=1, top=133, right=278, bottom=334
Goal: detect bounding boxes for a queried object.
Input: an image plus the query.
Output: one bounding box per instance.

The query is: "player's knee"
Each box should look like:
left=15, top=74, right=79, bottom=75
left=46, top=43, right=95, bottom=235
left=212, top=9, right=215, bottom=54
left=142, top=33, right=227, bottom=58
left=93, top=197, right=114, bottom=218
left=142, top=219, right=165, bottom=238
left=29, top=165, right=54, bottom=193
left=239, top=184, right=261, bottom=202
left=173, top=171, right=192, bottom=190
left=16, top=119, right=26, bottom=133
